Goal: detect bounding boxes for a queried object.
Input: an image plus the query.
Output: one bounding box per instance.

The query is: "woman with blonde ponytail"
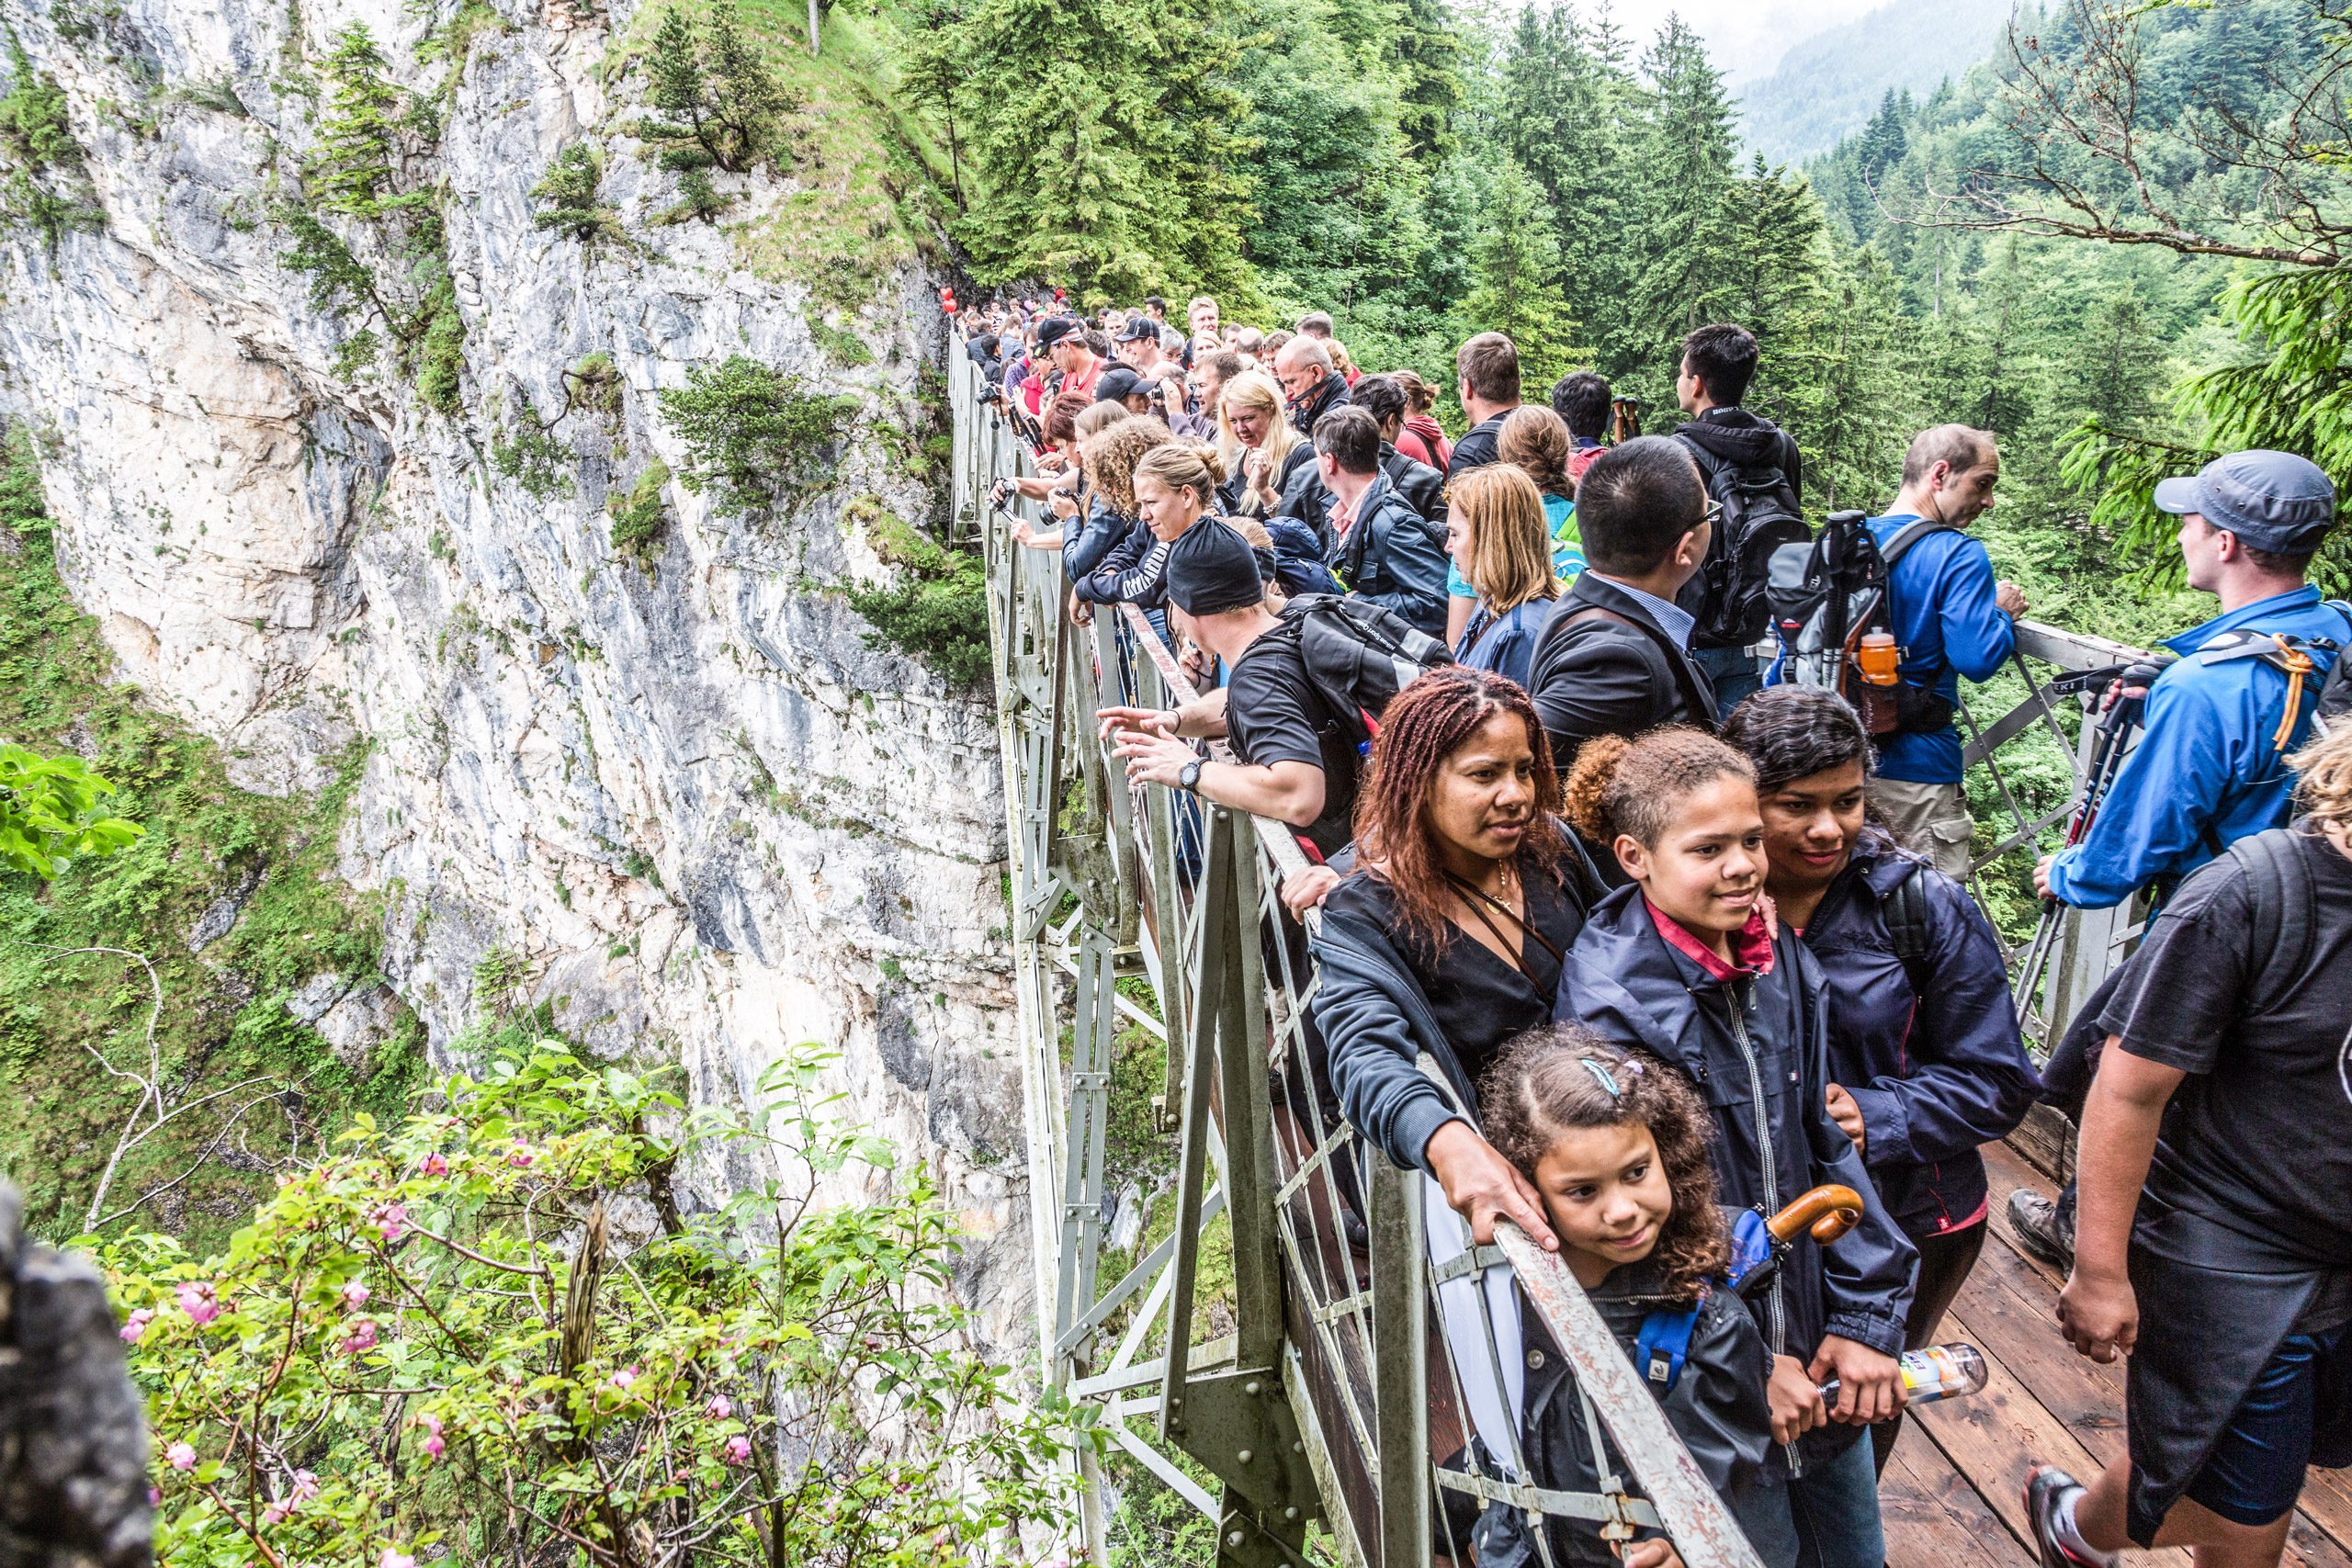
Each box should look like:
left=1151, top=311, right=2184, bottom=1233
left=1072, top=441, right=1228, bottom=612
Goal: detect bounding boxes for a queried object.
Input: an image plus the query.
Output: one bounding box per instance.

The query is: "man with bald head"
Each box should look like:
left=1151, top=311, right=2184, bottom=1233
left=1273, top=334, right=1351, bottom=441
left=1865, top=424, right=2030, bottom=879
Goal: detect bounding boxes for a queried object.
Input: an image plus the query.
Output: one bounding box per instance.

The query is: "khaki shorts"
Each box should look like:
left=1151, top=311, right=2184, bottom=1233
left=1869, top=776, right=1976, bottom=881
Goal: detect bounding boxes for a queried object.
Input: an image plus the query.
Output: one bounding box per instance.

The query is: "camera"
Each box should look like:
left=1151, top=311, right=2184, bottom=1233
left=977, top=380, right=1005, bottom=407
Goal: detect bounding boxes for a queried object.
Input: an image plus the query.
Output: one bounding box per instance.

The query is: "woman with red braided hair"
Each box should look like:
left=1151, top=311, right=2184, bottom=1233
left=1309, top=666, right=1605, bottom=1255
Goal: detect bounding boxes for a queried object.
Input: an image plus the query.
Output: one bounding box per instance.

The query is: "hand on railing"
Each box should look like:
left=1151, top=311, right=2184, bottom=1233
left=1279, top=864, right=1340, bottom=917
left=1424, top=1120, right=1559, bottom=1249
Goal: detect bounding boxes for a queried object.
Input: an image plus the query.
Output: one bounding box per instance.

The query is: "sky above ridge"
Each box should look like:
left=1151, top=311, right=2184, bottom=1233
left=1573, top=0, right=1889, bottom=83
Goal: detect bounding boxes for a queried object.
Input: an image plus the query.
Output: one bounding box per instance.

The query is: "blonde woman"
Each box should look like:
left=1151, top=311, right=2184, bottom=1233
left=1214, top=371, right=1313, bottom=520
left=1073, top=442, right=1226, bottom=612
left=1445, top=464, right=1560, bottom=689
left=1447, top=406, right=1589, bottom=647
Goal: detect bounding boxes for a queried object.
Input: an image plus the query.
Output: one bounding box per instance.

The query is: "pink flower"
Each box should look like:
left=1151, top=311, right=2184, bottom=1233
left=341, top=1281, right=371, bottom=1310
left=175, top=1282, right=220, bottom=1326
left=608, top=1365, right=639, bottom=1390
left=417, top=1412, right=446, bottom=1461
left=263, top=1504, right=288, bottom=1527
left=166, top=1442, right=197, bottom=1472
left=419, top=1152, right=447, bottom=1176
left=722, top=1434, right=752, bottom=1466
left=381, top=1551, right=415, bottom=1568
left=705, top=1393, right=731, bottom=1420
left=341, top=1319, right=379, bottom=1355
left=119, top=1308, right=154, bottom=1344
left=147, top=1487, right=161, bottom=1506
left=291, top=1470, right=319, bottom=1502
left=368, top=1202, right=410, bottom=1242
left=507, top=1144, right=536, bottom=1169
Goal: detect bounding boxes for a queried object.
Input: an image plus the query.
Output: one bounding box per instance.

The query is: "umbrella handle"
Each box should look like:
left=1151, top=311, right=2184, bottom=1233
left=1767, top=1185, right=1865, bottom=1247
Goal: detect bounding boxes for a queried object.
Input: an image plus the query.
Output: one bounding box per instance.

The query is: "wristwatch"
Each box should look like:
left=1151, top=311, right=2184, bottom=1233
left=1177, top=758, right=1204, bottom=794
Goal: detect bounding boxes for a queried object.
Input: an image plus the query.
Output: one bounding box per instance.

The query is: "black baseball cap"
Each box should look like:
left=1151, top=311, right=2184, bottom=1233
left=1165, top=522, right=1265, bottom=615
left=1116, top=317, right=1160, bottom=343
left=1095, top=367, right=1150, bottom=403
left=1033, top=316, right=1082, bottom=352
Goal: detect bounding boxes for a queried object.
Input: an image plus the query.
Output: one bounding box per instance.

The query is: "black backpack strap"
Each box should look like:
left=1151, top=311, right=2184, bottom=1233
left=1883, top=866, right=1933, bottom=990
left=2225, top=828, right=2317, bottom=1016
left=1877, top=518, right=1956, bottom=569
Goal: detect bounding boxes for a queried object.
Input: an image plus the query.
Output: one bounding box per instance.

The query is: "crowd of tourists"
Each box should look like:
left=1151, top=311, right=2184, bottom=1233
left=959, top=293, right=2352, bottom=1568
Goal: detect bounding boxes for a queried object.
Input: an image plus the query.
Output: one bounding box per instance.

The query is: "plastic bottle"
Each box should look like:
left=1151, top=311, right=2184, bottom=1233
left=1816, top=1342, right=1988, bottom=1408
left=1855, top=631, right=1901, bottom=735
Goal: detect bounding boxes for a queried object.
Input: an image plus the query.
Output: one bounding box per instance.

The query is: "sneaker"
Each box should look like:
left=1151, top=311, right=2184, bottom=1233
left=2024, top=1464, right=2115, bottom=1568
left=2007, top=1187, right=2075, bottom=1272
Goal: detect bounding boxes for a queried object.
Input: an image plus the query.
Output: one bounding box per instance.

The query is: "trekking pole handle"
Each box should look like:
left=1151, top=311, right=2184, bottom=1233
left=1766, top=1185, right=1865, bottom=1247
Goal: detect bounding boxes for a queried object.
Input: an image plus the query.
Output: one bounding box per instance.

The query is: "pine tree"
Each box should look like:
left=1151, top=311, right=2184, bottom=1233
left=1621, top=17, right=1738, bottom=395
left=1390, top=0, right=1465, bottom=160
left=530, top=143, right=616, bottom=243
left=311, top=27, right=404, bottom=218
left=1719, top=159, right=1837, bottom=451
left=1806, top=251, right=1917, bottom=511
left=1460, top=157, right=1581, bottom=390
left=901, top=0, right=1251, bottom=300
left=640, top=6, right=790, bottom=174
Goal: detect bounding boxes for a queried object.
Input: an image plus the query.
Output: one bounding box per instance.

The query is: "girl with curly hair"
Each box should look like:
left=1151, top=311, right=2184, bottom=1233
left=1471, top=1024, right=1771, bottom=1568
left=1557, top=727, right=1917, bottom=1568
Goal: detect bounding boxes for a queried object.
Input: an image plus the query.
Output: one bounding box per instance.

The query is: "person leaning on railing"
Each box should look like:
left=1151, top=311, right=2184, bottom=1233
left=1102, top=519, right=1353, bottom=858
left=1309, top=666, right=1604, bottom=1255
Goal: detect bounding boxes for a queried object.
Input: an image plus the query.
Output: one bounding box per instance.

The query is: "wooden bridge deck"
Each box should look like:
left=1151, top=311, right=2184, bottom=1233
left=1883, top=1144, right=2352, bottom=1568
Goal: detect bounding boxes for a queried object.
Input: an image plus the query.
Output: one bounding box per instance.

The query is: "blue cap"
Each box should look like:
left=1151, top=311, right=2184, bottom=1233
left=2153, top=450, right=2335, bottom=554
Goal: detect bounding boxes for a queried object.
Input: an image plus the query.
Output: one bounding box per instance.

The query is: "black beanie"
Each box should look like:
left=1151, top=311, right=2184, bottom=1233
left=1164, top=521, right=1264, bottom=615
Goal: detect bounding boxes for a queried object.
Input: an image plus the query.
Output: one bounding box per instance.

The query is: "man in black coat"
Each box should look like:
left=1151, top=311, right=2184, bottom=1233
left=1525, top=435, right=1719, bottom=772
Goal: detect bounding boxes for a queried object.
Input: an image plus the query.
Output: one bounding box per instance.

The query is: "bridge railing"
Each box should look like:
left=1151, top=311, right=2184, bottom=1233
left=952, top=342, right=2133, bottom=1565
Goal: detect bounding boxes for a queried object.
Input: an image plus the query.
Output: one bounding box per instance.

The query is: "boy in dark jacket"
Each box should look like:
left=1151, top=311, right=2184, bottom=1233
left=1557, top=727, right=1915, bottom=1568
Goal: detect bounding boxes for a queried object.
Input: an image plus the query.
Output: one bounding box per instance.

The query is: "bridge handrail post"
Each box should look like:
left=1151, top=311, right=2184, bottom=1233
left=1367, top=1157, right=1430, bottom=1568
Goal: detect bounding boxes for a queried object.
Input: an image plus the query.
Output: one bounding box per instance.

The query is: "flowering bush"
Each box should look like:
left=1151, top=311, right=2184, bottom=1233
left=98, top=1039, right=1083, bottom=1566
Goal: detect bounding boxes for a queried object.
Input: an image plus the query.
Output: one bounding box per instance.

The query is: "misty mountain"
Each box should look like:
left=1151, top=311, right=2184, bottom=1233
left=1736, top=0, right=2018, bottom=164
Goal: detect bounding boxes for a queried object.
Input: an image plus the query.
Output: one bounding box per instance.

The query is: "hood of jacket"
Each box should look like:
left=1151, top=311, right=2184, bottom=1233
left=1677, top=408, right=1791, bottom=469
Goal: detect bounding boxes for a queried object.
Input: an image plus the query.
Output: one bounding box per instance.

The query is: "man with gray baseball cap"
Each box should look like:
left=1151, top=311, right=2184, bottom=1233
left=2009, top=448, right=2348, bottom=1271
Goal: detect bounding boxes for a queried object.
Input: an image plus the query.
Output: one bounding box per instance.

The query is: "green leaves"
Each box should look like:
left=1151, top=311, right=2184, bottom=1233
left=108, top=1038, right=1080, bottom=1565
left=0, top=743, right=141, bottom=877
left=528, top=142, right=618, bottom=244
left=657, top=355, right=858, bottom=516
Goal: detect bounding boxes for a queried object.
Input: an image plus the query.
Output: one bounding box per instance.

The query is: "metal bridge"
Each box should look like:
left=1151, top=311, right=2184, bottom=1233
left=950, top=344, right=2156, bottom=1567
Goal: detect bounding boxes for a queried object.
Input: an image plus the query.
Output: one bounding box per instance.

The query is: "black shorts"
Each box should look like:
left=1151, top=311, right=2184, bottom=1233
left=2139, top=1323, right=2352, bottom=1539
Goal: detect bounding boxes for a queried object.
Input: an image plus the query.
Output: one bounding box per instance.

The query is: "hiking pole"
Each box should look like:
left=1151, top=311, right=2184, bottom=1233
left=2012, top=660, right=2165, bottom=1019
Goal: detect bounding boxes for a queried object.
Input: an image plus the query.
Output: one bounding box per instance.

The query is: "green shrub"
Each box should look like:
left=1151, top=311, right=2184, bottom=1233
left=529, top=141, right=617, bottom=243
left=0, top=30, right=102, bottom=246
left=608, top=459, right=670, bottom=561
left=489, top=415, right=574, bottom=501
left=845, top=505, right=989, bottom=686
left=639, top=6, right=797, bottom=175
left=564, top=350, right=623, bottom=416
left=105, top=1041, right=1083, bottom=1565
left=656, top=355, right=857, bottom=515
left=656, top=163, right=734, bottom=225
left=413, top=276, right=466, bottom=413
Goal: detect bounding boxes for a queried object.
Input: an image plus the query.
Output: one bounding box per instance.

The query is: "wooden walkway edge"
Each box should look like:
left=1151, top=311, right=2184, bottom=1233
left=1881, top=1143, right=2352, bottom=1568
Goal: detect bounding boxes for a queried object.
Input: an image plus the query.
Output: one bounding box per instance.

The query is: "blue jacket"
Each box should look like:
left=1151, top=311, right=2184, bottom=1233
left=1800, top=831, right=2040, bottom=1237
left=1867, top=515, right=2016, bottom=784
left=1062, top=494, right=1127, bottom=582
left=1335, top=473, right=1451, bottom=637
left=1458, top=599, right=1549, bottom=689
left=2046, top=585, right=2352, bottom=908
left=1557, top=887, right=1916, bottom=1365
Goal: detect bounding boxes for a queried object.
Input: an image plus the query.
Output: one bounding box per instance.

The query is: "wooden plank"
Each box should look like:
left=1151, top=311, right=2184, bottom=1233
left=1882, top=1420, right=2030, bottom=1568
left=1980, top=1142, right=2352, bottom=1562
left=1911, top=1296, right=2190, bottom=1566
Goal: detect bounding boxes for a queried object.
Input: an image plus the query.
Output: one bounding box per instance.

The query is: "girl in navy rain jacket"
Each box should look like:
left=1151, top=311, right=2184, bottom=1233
left=1724, top=686, right=2038, bottom=1471
left=1556, top=727, right=1915, bottom=1568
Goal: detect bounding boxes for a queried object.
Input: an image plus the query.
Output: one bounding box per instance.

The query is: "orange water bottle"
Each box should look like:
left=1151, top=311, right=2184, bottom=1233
left=1856, top=631, right=1900, bottom=735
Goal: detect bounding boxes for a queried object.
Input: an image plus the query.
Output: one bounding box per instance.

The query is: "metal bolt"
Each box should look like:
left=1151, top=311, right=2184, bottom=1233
left=1284, top=1507, right=1299, bottom=1521
left=1227, top=1531, right=1244, bottom=1548
left=1243, top=1380, right=1261, bottom=1396
left=1237, top=1449, right=1253, bottom=1464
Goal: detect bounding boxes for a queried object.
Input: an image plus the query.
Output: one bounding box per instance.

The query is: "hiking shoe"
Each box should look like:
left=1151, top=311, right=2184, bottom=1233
left=2007, top=1187, right=2075, bottom=1272
left=2024, top=1464, right=2115, bottom=1568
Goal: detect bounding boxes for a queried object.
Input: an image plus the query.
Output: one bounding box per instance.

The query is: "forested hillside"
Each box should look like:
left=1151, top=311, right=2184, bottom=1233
left=1737, top=0, right=2014, bottom=164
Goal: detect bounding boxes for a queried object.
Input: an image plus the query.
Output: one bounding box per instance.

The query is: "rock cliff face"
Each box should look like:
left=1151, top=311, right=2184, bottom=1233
left=0, top=0, right=1028, bottom=1339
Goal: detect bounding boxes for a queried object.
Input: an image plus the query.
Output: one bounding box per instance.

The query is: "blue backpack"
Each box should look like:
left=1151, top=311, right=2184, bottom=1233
left=1633, top=1209, right=1773, bottom=1395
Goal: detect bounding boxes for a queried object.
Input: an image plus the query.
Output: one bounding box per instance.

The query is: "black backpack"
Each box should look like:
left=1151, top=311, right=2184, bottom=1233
left=2227, top=827, right=2324, bottom=1016
left=1269, top=593, right=1452, bottom=749
left=1765, top=512, right=1955, bottom=733
left=1677, top=434, right=1813, bottom=648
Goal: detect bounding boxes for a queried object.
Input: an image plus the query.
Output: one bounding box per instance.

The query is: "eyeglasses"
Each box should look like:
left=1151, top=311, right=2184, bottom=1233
left=1700, top=499, right=1723, bottom=529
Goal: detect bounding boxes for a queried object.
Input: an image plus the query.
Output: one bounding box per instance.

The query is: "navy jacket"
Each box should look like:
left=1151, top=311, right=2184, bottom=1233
left=1800, top=831, right=2040, bottom=1237
left=1558, top=887, right=1916, bottom=1365
left=1069, top=514, right=1168, bottom=607
left=1061, top=494, right=1127, bottom=582
left=1477, top=1250, right=1772, bottom=1567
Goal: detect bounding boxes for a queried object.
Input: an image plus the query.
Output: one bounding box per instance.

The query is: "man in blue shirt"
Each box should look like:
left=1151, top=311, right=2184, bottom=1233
left=2010, top=449, right=2346, bottom=1272
left=1866, top=426, right=2029, bottom=879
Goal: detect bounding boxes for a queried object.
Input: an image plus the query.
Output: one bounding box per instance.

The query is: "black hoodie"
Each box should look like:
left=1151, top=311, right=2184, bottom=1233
left=1673, top=406, right=1804, bottom=497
